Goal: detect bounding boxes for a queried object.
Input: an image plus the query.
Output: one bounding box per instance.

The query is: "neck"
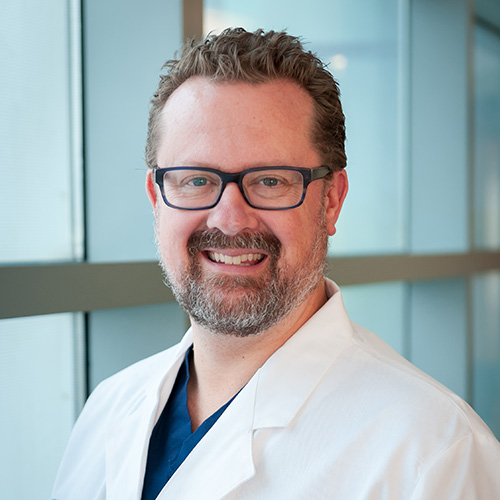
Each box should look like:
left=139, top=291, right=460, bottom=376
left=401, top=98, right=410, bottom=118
left=186, top=280, right=328, bottom=430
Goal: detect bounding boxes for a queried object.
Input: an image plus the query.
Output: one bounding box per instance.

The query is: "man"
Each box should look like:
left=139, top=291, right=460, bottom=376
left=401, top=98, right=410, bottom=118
left=52, top=28, right=500, bottom=499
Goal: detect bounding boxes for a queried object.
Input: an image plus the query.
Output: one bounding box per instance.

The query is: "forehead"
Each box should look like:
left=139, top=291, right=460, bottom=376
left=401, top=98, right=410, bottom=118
left=156, top=77, right=319, bottom=169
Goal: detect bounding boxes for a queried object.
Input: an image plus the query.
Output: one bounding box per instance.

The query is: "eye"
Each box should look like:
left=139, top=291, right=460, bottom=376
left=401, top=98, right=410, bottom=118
left=178, top=173, right=219, bottom=188
left=260, top=177, right=280, bottom=187
left=188, top=176, right=209, bottom=187
left=251, top=175, right=290, bottom=188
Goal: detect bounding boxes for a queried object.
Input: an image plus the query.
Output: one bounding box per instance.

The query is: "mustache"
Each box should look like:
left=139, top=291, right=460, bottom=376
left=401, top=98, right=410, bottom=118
left=187, top=229, right=282, bottom=258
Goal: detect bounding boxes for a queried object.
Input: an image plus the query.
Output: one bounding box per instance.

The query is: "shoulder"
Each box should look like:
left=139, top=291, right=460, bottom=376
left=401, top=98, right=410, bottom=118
left=71, top=340, right=187, bottom=455
left=328, top=320, right=490, bottom=438
left=51, top=341, right=187, bottom=499
left=311, top=319, right=500, bottom=478
left=291, top=282, right=490, bottom=445
left=267, top=307, right=500, bottom=497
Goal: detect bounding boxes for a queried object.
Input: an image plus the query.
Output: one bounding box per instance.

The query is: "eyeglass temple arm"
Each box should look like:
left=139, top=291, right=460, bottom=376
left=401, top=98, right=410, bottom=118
left=310, top=166, right=332, bottom=181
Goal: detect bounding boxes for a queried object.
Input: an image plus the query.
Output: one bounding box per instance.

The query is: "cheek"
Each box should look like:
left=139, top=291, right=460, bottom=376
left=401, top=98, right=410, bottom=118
left=267, top=215, right=312, bottom=262
left=278, top=203, right=327, bottom=261
left=156, top=209, right=206, bottom=257
left=155, top=212, right=185, bottom=261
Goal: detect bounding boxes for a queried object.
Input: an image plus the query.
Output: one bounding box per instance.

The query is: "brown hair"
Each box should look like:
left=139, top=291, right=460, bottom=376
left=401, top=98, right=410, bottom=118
left=145, top=28, right=346, bottom=172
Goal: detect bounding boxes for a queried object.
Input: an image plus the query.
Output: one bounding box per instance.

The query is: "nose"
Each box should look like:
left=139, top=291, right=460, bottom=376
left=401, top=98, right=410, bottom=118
left=205, top=182, right=260, bottom=236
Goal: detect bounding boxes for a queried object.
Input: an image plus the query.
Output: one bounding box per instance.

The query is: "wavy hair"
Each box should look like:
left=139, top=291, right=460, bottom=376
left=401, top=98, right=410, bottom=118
left=145, top=28, right=346, bottom=172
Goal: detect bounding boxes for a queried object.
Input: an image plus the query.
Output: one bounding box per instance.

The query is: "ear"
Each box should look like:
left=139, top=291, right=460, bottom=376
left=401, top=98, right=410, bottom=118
left=325, top=170, right=348, bottom=236
left=146, top=170, right=158, bottom=207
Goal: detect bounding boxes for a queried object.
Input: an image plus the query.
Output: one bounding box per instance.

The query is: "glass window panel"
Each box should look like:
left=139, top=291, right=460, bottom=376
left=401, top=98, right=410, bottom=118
left=473, top=271, right=500, bottom=439
left=409, top=0, right=468, bottom=253
left=0, top=313, right=84, bottom=500
left=474, top=24, right=500, bottom=250
left=84, top=0, right=182, bottom=262
left=89, top=303, right=186, bottom=390
left=341, top=282, right=406, bottom=355
left=409, top=278, right=468, bottom=400
left=204, top=0, right=405, bottom=254
left=0, top=0, right=82, bottom=263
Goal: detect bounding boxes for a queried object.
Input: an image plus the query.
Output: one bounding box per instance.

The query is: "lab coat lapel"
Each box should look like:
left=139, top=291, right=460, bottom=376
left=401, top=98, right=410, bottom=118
left=105, top=390, right=160, bottom=500
left=158, top=282, right=352, bottom=499
left=156, top=374, right=258, bottom=500
left=105, top=332, right=193, bottom=500
left=253, top=285, right=351, bottom=431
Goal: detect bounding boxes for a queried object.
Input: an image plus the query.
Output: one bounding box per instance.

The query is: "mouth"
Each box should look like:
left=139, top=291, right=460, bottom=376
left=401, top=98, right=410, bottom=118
left=206, top=251, right=266, bottom=266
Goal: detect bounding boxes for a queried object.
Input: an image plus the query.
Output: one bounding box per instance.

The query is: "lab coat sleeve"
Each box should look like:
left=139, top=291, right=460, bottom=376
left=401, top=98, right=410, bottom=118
left=411, top=431, right=500, bottom=500
left=51, top=380, right=112, bottom=500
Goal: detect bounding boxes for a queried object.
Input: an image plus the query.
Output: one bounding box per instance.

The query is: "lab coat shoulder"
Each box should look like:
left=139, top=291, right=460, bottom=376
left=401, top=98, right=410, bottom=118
left=51, top=340, right=188, bottom=500
left=349, top=319, right=491, bottom=438
left=325, top=320, right=500, bottom=499
left=349, top=320, right=495, bottom=445
left=84, top=342, right=182, bottom=428
left=229, top=288, right=500, bottom=499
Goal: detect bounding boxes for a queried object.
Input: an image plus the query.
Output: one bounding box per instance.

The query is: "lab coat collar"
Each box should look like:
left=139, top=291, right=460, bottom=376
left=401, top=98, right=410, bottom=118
left=157, top=372, right=258, bottom=499
left=252, top=279, right=352, bottom=430
left=105, top=330, right=194, bottom=500
left=159, top=279, right=354, bottom=499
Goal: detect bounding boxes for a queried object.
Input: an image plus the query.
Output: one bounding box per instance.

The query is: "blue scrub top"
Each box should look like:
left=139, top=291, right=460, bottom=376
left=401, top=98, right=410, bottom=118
left=141, top=346, right=236, bottom=500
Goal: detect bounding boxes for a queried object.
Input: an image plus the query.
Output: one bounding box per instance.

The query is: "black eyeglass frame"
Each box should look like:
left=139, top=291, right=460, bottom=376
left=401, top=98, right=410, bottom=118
left=152, top=165, right=332, bottom=211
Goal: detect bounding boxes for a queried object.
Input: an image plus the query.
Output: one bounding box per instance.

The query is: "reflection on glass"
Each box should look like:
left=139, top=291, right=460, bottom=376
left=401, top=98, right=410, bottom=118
left=204, top=0, right=404, bottom=254
left=474, top=24, right=500, bottom=250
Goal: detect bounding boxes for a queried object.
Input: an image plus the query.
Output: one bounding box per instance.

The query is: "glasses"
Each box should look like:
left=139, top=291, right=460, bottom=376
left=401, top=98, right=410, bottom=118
left=152, top=166, right=332, bottom=210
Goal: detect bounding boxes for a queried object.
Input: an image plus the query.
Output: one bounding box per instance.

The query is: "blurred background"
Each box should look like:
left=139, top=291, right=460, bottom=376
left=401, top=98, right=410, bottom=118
left=1, top=0, right=499, bottom=498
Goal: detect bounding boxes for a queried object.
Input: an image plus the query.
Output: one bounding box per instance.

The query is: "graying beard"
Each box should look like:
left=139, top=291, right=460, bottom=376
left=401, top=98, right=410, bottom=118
left=155, top=208, right=328, bottom=337
left=159, top=235, right=326, bottom=338
left=166, top=264, right=323, bottom=337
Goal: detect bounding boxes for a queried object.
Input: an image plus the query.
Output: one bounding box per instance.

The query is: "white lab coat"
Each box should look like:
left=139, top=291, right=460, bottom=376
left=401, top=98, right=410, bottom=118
left=52, top=280, right=500, bottom=500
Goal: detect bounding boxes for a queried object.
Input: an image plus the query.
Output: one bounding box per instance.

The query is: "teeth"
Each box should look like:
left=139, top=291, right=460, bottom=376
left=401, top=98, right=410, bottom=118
left=207, top=252, right=264, bottom=265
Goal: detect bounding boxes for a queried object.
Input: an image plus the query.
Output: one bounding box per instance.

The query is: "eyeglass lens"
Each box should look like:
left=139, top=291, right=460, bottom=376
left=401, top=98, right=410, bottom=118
left=161, top=168, right=305, bottom=209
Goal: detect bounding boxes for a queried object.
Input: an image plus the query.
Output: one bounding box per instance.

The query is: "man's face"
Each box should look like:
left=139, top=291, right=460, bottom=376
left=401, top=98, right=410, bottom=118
left=147, top=77, right=346, bottom=336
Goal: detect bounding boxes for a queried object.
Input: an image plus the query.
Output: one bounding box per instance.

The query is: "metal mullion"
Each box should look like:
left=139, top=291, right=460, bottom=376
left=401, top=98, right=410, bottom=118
left=1, top=252, right=500, bottom=320
left=325, top=252, right=500, bottom=286
left=0, top=262, right=174, bottom=319
left=183, top=0, right=203, bottom=41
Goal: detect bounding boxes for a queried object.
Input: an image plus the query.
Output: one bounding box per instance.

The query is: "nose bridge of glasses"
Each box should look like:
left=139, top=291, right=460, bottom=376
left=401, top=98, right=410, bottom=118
left=218, top=170, right=248, bottom=200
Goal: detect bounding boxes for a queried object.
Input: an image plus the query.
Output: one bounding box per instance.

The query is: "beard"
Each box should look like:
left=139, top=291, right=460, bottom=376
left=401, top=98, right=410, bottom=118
left=156, top=212, right=328, bottom=337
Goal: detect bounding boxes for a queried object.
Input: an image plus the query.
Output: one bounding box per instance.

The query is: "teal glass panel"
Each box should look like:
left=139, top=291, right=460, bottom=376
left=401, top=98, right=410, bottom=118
left=409, top=278, right=468, bottom=400
left=473, top=272, right=500, bottom=438
left=0, top=313, right=84, bottom=500
left=474, top=24, right=500, bottom=250
left=341, top=282, right=406, bottom=355
left=410, top=0, right=468, bottom=253
left=89, top=302, right=186, bottom=390
left=204, top=0, right=405, bottom=254
left=84, top=0, right=182, bottom=262
left=0, top=0, right=82, bottom=262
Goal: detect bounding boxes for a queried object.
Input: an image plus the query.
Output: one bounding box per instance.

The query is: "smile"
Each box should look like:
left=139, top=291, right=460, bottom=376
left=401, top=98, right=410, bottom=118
left=206, top=251, right=265, bottom=266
